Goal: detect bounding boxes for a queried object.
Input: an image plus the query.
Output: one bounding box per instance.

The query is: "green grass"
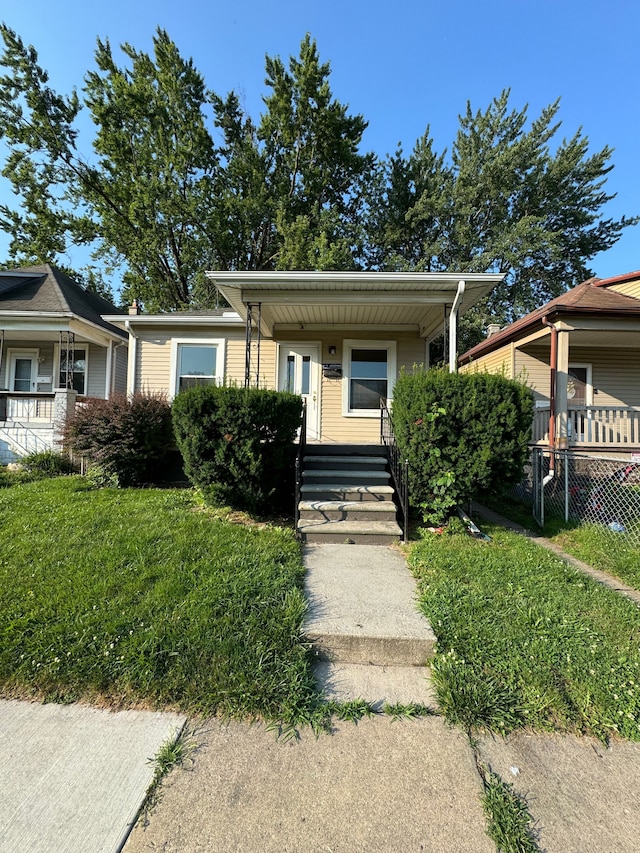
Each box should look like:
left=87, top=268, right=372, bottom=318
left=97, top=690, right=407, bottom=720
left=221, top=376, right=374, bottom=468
left=481, top=495, right=640, bottom=590
left=481, top=770, right=540, bottom=853
left=0, top=477, right=321, bottom=724
left=407, top=525, right=640, bottom=741
left=551, top=524, right=640, bottom=589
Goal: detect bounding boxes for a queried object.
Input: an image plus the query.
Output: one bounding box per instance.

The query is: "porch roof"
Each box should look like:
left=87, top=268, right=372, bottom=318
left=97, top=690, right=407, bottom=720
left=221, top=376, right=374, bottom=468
left=0, top=264, right=127, bottom=345
left=205, top=271, right=504, bottom=339
left=459, top=280, right=640, bottom=365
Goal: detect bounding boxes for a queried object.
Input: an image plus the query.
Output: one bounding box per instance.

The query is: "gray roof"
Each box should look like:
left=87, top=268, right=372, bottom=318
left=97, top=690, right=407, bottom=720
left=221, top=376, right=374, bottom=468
left=0, top=264, right=127, bottom=338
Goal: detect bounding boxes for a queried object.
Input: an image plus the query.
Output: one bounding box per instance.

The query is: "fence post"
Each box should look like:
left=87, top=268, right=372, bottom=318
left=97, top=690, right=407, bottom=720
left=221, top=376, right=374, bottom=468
left=564, top=450, right=569, bottom=522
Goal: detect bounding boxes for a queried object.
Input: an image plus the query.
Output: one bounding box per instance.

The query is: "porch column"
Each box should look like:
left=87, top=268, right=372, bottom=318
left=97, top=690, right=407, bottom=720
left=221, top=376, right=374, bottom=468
left=556, top=329, right=570, bottom=448
left=53, top=388, right=78, bottom=450
left=105, top=340, right=113, bottom=400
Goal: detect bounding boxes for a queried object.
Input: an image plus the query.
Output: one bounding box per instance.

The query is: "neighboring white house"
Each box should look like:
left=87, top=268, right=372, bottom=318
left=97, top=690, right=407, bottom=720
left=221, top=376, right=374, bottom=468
left=0, top=264, right=128, bottom=463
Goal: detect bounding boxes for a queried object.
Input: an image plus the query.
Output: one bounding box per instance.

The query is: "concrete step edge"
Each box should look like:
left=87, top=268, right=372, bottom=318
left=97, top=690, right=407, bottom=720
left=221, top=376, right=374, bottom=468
left=299, top=500, right=397, bottom=512
left=300, top=484, right=395, bottom=494
left=306, top=632, right=436, bottom=667
left=303, top=455, right=388, bottom=465
left=298, top=519, right=402, bottom=535
left=303, top=469, right=390, bottom=479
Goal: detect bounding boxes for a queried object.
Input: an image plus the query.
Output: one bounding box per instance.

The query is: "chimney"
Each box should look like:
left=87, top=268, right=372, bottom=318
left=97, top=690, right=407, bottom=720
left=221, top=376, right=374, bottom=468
left=487, top=323, right=501, bottom=338
left=129, top=299, right=141, bottom=315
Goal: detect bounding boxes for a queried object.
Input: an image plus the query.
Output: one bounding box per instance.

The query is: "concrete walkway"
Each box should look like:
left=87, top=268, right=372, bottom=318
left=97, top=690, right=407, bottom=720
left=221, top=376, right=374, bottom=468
left=124, top=541, right=640, bottom=853
left=303, top=543, right=438, bottom=709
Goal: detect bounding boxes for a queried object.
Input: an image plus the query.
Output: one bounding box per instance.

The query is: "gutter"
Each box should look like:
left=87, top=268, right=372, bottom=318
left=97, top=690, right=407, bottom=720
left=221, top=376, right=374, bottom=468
left=541, top=315, right=557, bottom=485
left=448, top=280, right=466, bottom=372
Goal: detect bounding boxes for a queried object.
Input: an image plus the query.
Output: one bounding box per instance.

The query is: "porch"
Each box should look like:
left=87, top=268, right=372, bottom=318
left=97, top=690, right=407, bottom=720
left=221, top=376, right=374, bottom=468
left=0, top=390, right=81, bottom=462
left=532, top=405, right=640, bottom=454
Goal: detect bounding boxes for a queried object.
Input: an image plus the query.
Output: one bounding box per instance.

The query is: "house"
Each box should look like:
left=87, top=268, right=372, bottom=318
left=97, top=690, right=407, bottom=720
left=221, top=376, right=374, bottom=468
left=105, top=270, right=504, bottom=444
left=0, top=264, right=128, bottom=463
left=103, top=270, right=505, bottom=542
left=459, top=271, right=640, bottom=458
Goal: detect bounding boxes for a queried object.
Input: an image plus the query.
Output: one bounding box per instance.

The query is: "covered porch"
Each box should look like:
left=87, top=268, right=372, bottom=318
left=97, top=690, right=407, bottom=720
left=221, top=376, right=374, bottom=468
left=0, top=326, right=126, bottom=462
left=207, top=270, right=504, bottom=444
left=523, top=322, right=640, bottom=456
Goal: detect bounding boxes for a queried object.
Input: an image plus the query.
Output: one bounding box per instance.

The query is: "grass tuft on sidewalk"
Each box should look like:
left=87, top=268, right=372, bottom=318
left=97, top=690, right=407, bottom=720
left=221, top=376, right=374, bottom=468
left=0, top=477, right=319, bottom=723
left=408, top=525, right=640, bottom=741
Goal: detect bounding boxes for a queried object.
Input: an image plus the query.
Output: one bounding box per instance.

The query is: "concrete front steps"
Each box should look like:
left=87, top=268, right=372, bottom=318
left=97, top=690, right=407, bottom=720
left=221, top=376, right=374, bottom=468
left=298, top=445, right=402, bottom=545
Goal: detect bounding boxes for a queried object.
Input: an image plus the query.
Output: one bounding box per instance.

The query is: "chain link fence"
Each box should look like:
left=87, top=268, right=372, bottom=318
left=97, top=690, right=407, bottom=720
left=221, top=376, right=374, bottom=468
left=519, top=448, right=640, bottom=546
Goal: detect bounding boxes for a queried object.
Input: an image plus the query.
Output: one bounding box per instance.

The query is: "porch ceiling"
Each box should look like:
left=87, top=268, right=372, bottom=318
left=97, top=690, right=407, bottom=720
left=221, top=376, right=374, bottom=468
left=206, top=271, right=504, bottom=339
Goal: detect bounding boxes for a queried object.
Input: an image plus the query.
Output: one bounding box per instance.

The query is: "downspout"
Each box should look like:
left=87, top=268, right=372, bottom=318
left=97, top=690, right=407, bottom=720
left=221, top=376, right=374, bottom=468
left=448, top=280, right=466, bottom=373
left=125, top=320, right=137, bottom=397
left=541, top=315, right=556, bottom=485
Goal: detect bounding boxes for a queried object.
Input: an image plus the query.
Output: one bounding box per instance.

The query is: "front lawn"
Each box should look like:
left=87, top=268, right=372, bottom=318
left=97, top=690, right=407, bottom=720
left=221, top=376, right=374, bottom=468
left=408, top=525, right=640, bottom=741
left=0, top=477, right=317, bottom=722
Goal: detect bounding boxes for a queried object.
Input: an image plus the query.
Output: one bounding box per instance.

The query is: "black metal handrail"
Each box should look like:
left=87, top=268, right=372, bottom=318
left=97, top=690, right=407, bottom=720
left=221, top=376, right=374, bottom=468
left=380, top=401, right=409, bottom=541
left=294, top=401, right=307, bottom=539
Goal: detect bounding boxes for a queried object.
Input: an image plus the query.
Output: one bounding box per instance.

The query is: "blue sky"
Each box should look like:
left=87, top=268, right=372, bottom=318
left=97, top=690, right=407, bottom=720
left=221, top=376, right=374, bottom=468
left=1, top=0, right=638, bottom=284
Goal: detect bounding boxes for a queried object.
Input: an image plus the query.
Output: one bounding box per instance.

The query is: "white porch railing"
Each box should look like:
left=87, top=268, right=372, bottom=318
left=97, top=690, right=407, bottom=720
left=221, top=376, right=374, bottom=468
left=533, top=406, right=640, bottom=447
left=0, top=393, right=55, bottom=422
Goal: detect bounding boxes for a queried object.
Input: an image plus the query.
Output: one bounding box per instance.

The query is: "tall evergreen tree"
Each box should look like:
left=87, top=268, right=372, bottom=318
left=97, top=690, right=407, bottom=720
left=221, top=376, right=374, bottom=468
left=368, top=91, right=637, bottom=345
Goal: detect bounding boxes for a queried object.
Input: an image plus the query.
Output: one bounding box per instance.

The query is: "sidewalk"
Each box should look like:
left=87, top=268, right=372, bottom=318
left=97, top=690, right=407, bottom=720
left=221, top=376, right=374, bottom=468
left=0, top=700, right=185, bottom=853
left=124, top=715, right=494, bottom=853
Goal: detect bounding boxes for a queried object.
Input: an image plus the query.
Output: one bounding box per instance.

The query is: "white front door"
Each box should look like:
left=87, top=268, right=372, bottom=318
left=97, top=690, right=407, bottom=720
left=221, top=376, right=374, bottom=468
left=278, top=344, right=321, bottom=441
left=9, top=350, right=38, bottom=393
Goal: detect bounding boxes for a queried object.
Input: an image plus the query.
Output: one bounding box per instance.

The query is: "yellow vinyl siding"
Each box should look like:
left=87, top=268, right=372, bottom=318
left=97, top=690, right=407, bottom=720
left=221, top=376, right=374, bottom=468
left=275, top=330, right=425, bottom=443
left=233, top=338, right=278, bottom=389
left=134, top=326, right=252, bottom=393
left=515, top=346, right=551, bottom=402
left=461, top=343, right=551, bottom=403
left=460, top=347, right=513, bottom=378
left=136, top=333, right=171, bottom=393
left=325, top=332, right=424, bottom=443
left=607, top=278, right=640, bottom=301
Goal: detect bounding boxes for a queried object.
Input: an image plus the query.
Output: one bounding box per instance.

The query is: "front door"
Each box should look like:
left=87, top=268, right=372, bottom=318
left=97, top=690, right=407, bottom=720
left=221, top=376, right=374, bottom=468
left=278, top=344, right=320, bottom=441
left=9, top=350, right=38, bottom=393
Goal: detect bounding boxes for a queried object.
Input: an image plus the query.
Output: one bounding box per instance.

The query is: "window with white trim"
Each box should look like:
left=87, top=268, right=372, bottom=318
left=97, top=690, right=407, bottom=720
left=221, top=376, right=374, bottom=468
left=58, top=347, right=87, bottom=394
left=343, top=340, right=397, bottom=416
left=170, top=339, right=225, bottom=397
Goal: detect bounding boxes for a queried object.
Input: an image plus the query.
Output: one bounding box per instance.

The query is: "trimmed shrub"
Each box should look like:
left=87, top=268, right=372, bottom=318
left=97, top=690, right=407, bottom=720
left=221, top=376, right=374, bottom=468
left=392, top=368, right=534, bottom=524
left=22, top=450, right=76, bottom=476
left=63, top=392, right=174, bottom=487
left=171, top=385, right=303, bottom=512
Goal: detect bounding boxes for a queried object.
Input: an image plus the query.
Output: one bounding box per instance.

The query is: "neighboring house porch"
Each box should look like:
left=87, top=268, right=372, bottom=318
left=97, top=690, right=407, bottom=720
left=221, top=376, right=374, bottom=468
left=0, top=265, right=128, bottom=462
left=459, top=271, right=640, bottom=459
